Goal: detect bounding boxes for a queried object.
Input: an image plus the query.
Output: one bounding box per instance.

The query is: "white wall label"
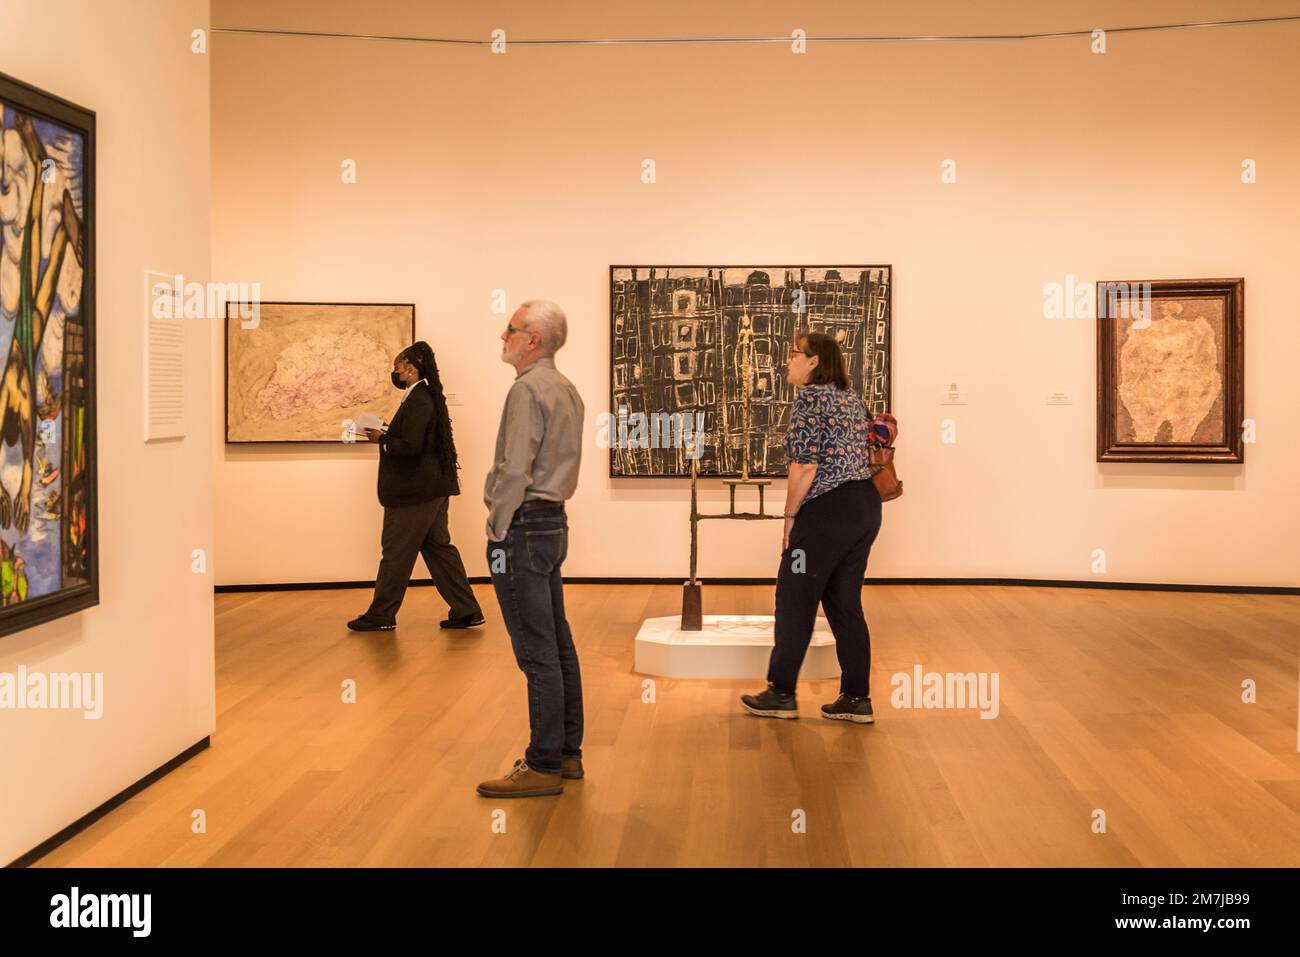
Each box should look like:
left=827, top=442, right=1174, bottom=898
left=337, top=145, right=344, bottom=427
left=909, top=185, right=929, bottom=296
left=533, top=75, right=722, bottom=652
left=940, top=383, right=967, bottom=405
left=144, top=271, right=185, bottom=442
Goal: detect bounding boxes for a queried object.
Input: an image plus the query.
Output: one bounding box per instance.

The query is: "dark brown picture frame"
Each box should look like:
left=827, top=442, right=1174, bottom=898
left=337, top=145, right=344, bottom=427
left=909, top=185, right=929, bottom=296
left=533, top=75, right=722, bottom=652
left=1096, top=278, right=1244, bottom=463
left=0, top=72, right=99, bottom=640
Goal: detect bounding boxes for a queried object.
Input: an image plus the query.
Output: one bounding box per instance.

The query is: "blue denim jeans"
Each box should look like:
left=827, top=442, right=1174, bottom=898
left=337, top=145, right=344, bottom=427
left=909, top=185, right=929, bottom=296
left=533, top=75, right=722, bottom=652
left=487, top=503, right=583, bottom=775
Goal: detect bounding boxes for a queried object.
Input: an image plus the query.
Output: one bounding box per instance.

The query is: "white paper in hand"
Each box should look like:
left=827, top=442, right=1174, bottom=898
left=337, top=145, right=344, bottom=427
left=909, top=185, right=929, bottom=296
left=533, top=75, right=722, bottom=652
left=356, top=411, right=387, bottom=434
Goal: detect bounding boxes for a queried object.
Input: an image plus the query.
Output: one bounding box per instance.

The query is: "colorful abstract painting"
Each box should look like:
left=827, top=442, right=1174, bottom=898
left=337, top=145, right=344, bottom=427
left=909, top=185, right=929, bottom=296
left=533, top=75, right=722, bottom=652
left=0, top=72, right=98, bottom=638
left=225, top=302, right=414, bottom=442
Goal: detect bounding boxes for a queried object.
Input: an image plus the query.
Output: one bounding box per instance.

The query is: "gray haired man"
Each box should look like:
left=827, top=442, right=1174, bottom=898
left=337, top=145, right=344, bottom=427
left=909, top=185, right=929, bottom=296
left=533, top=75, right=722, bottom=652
left=477, top=300, right=585, bottom=798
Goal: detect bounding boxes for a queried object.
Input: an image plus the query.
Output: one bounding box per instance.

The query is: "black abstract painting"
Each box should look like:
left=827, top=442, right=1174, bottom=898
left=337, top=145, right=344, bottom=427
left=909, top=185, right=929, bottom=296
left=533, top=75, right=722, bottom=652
left=609, top=265, right=891, bottom=477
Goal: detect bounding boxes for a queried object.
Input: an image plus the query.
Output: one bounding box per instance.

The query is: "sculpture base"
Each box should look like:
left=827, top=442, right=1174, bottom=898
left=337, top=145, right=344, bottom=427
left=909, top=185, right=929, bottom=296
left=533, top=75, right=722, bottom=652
left=633, top=614, right=841, bottom=679
left=681, top=582, right=703, bottom=630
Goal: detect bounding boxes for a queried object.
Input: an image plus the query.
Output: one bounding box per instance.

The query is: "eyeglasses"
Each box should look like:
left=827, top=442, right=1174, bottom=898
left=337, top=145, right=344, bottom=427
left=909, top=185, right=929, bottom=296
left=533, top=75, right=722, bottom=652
left=504, top=323, right=531, bottom=337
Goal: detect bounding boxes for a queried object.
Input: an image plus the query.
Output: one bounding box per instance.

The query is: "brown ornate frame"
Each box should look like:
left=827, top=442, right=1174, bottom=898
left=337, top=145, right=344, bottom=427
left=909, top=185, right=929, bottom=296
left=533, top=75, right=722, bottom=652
left=1096, top=278, right=1244, bottom=463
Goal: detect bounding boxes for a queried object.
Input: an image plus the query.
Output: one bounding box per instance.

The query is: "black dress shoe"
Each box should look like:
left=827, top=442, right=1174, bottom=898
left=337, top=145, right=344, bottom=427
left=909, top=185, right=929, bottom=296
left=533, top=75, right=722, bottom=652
left=440, top=613, right=485, bottom=629
left=740, top=683, right=798, bottom=719
left=347, top=613, right=396, bottom=632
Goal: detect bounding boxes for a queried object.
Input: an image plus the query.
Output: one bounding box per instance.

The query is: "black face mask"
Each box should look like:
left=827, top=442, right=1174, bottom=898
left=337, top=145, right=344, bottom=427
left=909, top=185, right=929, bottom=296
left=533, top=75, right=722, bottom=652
left=391, top=371, right=407, bottom=389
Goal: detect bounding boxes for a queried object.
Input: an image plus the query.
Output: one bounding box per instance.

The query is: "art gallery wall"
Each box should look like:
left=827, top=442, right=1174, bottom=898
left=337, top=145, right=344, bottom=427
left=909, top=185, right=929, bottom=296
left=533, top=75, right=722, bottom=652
left=210, top=0, right=1300, bottom=588
left=0, top=0, right=214, bottom=864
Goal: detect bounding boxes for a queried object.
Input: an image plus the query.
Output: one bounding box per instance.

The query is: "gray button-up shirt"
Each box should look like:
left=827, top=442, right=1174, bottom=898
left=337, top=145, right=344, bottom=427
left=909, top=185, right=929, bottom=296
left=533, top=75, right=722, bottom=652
left=484, top=357, right=584, bottom=541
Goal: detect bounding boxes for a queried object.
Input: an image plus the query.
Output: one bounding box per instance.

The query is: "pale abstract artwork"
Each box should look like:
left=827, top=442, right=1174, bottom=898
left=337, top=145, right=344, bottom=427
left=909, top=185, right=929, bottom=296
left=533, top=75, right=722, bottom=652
left=1116, top=298, right=1225, bottom=445
left=1097, top=278, right=1243, bottom=463
left=226, top=302, right=414, bottom=442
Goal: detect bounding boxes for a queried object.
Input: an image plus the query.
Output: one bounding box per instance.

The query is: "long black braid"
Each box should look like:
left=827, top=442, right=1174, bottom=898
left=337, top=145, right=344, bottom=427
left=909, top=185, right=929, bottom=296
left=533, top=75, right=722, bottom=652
left=401, top=341, right=459, bottom=475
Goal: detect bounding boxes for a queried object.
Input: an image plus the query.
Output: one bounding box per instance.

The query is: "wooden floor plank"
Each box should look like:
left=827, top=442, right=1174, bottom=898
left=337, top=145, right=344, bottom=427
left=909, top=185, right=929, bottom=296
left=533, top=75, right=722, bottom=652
left=30, top=583, right=1300, bottom=867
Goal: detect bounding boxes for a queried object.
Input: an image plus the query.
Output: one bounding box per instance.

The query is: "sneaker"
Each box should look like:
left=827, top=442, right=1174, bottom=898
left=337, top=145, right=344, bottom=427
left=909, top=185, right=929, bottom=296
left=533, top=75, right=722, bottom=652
left=740, top=683, right=798, bottom=719
left=821, top=694, right=874, bottom=724
left=347, top=613, right=396, bottom=632
left=477, top=759, right=564, bottom=798
left=440, top=613, right=486, bottom=629
left=560, top=756, right=584, bottom=780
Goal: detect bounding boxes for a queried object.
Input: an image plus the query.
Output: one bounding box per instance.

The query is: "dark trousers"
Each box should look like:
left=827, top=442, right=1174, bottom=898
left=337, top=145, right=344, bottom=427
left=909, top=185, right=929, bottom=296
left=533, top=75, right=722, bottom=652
left=768, top=479, right=882, bottom=698
left=368, top=497, right=481, bottom=621
left=487, top=502, right=583, bottom=775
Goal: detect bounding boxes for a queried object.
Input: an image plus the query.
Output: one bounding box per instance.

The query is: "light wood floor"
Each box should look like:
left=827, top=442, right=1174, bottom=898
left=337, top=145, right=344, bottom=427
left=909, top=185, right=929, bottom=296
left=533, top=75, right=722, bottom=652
left=35, top=583, right=1300, bottom=867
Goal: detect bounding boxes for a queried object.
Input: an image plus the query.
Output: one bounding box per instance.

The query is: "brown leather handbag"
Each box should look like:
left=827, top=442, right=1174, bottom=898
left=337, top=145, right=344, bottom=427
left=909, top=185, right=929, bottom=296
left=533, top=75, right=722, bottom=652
left=868, top=445, right=903, bottom=502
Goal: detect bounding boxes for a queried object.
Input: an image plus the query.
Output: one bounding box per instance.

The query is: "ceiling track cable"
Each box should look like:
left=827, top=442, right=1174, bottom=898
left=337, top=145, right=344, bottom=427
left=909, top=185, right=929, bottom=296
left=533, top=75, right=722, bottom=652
left=210, top=14, right=1300, bottom=47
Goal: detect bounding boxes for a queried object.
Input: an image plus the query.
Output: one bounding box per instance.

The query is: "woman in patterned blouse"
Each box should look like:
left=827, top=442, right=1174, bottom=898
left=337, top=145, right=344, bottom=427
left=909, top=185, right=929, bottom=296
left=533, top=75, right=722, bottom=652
left=741, top=332, right=897, bottom=724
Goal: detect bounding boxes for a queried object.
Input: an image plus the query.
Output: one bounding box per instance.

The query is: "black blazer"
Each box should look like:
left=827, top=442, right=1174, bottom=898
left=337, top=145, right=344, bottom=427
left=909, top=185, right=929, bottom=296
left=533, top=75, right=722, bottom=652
left=376, top=381, right=460, bottom=507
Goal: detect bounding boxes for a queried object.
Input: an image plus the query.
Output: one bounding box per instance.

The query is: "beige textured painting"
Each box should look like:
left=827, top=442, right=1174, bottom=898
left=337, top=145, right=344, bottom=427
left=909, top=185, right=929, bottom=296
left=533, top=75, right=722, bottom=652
left=1115, top=297, right=1226, bottom=445
left=226, top=302, right=413, bottom=442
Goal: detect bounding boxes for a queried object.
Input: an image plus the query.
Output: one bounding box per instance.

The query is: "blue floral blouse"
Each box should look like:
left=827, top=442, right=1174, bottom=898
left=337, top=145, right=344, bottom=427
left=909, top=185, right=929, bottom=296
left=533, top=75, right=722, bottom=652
left=783, top=384, right=897, bottom=505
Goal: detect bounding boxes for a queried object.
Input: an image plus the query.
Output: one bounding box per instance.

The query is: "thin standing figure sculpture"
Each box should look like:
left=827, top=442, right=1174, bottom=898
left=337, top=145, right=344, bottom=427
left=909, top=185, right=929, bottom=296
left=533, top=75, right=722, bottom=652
left=680, top=313, right=782, bottom=629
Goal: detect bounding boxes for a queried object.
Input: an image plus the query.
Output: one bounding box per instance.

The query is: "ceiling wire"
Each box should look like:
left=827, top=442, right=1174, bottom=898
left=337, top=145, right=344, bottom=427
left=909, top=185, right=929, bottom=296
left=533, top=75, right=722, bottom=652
left=209, top=14, right=1300, bottom=47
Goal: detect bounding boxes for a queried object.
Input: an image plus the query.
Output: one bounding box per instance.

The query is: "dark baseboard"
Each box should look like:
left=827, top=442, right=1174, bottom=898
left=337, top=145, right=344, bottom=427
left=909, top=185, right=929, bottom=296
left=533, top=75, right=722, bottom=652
left=215, top=578, right=1300, bottom=596
left=7, top=736, right=211, bottom=868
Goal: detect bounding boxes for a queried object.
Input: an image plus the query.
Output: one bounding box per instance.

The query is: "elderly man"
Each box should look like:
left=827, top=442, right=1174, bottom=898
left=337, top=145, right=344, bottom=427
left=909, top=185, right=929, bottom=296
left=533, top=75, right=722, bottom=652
left=478, top=300, right=585, bottom=798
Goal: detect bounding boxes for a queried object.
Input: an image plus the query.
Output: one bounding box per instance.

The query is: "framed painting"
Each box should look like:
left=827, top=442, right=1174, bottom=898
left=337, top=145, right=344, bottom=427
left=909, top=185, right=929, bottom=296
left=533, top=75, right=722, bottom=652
left=1097, top=278, right=1244, bottom=463
left=225, top=302, right=415, bottom=443
left=609, top=265, right=892, bottom=477
left=0, top=72, right=98, bottom=638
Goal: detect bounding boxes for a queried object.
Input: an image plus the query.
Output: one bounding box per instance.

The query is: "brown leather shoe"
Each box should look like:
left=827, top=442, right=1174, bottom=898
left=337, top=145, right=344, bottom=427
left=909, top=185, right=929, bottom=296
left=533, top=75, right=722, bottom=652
left=507, top=756, right=583, bottom=780
left=477, top=760, right=563, bottom=798
left=560, top=756, right=584, bottom=780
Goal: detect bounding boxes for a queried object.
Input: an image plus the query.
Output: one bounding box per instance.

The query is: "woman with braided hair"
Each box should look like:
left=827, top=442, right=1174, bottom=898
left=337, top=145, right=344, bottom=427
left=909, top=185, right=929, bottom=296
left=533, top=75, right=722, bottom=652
left=348, top=341, right=484, bottom=633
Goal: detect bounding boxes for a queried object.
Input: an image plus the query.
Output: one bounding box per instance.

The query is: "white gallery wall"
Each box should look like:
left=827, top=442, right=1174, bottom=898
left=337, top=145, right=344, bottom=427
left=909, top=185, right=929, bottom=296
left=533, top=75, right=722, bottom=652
left=210, top=0, right=1300, bottom=587
left=0, top=0, right=214, bottom=863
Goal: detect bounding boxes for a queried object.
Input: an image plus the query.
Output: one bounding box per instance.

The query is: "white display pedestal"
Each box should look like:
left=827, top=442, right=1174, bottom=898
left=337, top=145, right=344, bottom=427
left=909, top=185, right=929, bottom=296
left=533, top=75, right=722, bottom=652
left=633, top=614, right=841, bottom=679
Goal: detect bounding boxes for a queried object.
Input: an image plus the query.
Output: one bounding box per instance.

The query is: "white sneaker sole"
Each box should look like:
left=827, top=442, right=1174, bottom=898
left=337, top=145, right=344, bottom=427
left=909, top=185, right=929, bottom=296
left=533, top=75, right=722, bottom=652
left=823, top=711, right=874, bottom=724
left=741, top=702, right=799, bottom=719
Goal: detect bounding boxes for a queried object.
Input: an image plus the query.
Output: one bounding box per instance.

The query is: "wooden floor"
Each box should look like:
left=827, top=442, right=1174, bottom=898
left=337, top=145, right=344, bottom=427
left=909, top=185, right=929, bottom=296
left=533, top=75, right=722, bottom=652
left=35, top=583, right=1300, bottom=867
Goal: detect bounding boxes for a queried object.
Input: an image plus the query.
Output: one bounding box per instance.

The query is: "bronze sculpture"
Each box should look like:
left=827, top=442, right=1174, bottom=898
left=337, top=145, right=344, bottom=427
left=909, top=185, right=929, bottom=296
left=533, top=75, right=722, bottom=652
left=681, top=315, right=782, bottom=629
